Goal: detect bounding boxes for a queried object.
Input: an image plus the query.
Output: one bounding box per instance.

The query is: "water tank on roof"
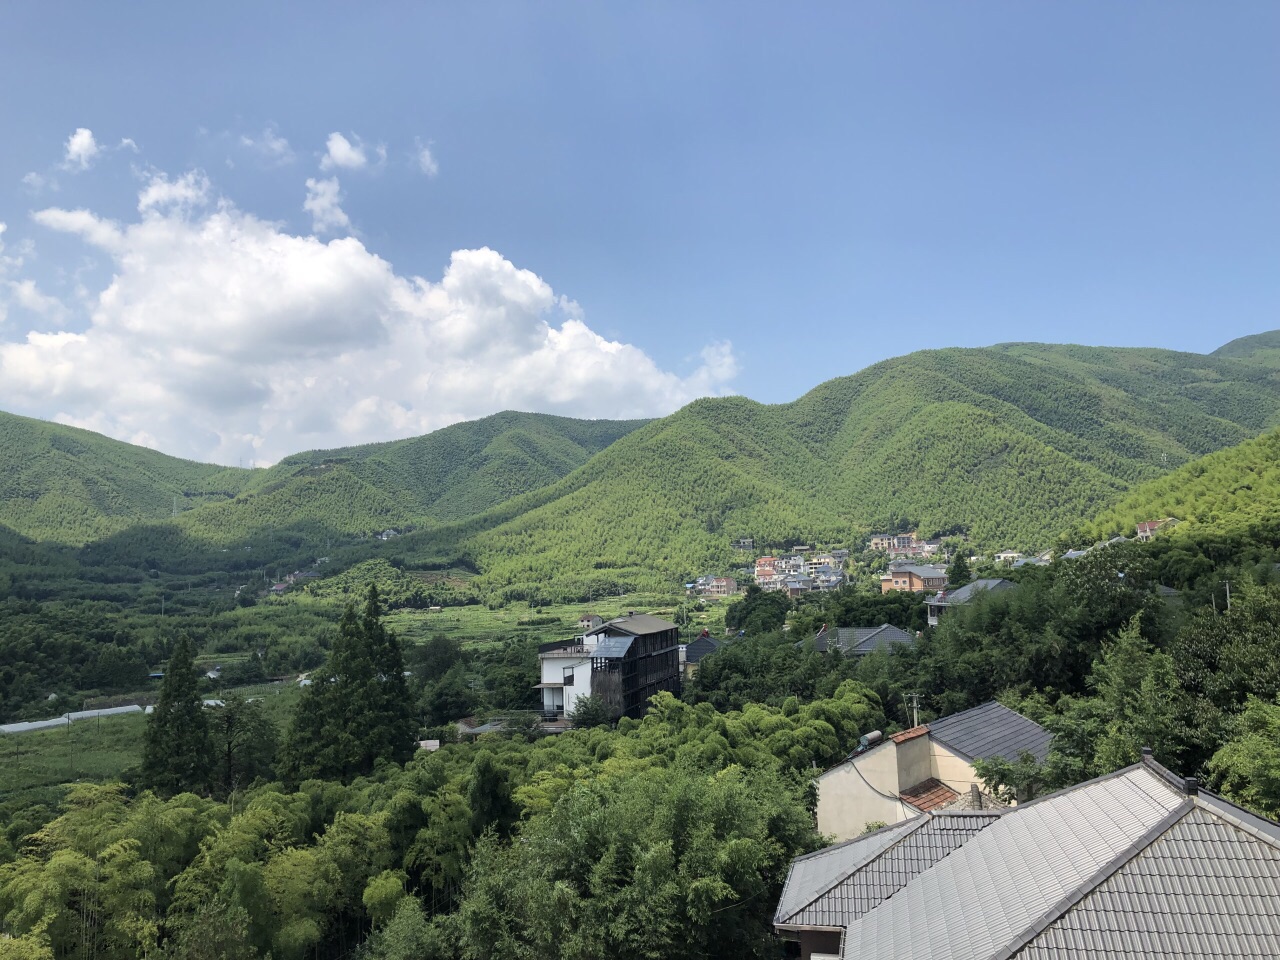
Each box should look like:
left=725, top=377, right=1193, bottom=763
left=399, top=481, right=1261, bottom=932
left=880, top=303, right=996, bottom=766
left=856, top=730, right=883, bottom=753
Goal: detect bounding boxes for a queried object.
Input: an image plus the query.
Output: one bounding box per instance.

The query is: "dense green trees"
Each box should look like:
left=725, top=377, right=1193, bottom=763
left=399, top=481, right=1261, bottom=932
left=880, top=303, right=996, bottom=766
left=141, top=636, right=213, bottom=796
left=281, top=587, right=417, bottom=783
left=0, top=681, right=884, bottom=959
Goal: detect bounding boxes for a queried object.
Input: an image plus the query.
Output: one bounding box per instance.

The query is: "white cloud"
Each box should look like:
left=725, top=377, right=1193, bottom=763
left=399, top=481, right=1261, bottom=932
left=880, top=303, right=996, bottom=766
left=138, top=170, right=211, bottom=215
left=118, top=138, right=139, bottom=153
left=30, top=208, right=124, bottom=252
left=22, top=172, right=49, bottom=194
left=62, top=128, right=100, bottom=171
left=2, top=172, right=737, bottom=465
left=6, top=279, right=68, bottom=326
left=241, top=126, right=294, bottom=165
left=416, top=142, right=439, bottom=177
left=303, top=176, right=351, bottom=234
left=320, top=132, right=369, bottom=171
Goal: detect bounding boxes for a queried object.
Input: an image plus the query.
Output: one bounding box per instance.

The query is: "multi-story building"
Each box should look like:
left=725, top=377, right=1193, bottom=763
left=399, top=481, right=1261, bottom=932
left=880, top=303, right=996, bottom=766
left=535, top=613, right=682, bottom=722
left=879, top=562, right=947, bottom=594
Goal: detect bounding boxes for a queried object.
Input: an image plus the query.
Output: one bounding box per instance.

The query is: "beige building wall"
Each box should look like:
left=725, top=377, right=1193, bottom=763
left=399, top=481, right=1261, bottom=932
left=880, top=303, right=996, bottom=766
left=816, top=746, right=915, bottom=841
left=930, top=742, right=984, bottom=794
left=897, top=735, right=932, bottom=789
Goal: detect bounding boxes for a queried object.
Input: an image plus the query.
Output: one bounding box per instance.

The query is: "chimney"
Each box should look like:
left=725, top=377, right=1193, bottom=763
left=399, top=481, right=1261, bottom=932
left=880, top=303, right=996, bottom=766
left=1140, top=746, right=1153, bottom=760
left=1184, top=777, right=1199, bottom=796
left=969, top=783, right=982, bottom=810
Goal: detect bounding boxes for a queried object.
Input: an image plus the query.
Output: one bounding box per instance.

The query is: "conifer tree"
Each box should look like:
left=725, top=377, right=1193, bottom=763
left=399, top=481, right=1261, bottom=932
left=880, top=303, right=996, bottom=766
left=141, top=635, right=212, bottom=796
left=282, top=585, right=417, bottom=782
left=946, top=552, right=971, bottom=588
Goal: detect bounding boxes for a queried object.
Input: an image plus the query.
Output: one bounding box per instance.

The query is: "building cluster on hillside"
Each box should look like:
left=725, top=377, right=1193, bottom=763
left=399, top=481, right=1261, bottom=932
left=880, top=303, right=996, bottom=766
left=686, top=575, right=739, bottom=597
left=867, top=532, right=942, bottom=557
left=754, top=553, right=846, bottom=595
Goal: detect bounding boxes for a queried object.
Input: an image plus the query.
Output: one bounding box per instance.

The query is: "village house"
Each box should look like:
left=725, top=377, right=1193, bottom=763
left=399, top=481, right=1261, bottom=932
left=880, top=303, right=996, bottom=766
left=679, top=630, right=719, bottom=679
left=688, top=576, right=738, bottom=597
left=868, top=533, right=942, bottom=558
left=925, top=578, right=1015, bottom=627
left=776, top=751, right=1280, bottom=960
left=815, top=701, right=1051, bottom=841
left=535, top=613, right=682, bottom=722
left=807, top=623, right=916, bottom=658
left=878, top=562, right=947, bottom=594
left=1135, top=517, right=1178, bottom=541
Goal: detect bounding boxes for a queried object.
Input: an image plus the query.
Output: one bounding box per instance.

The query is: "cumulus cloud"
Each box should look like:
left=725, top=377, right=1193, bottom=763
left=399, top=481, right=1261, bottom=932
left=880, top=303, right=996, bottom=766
left=138, top=170, right=211, bottom=215
left=320, top=132, right=369, bottom=171
left=303, top=176, right=351, bottom=234
left=62, top=128, right=101, bottom=170
left=0, top=174, right=737, bottom=465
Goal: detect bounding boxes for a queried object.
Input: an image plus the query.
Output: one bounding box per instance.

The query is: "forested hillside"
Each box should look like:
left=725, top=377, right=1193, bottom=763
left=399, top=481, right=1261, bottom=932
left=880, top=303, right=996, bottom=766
left=1083, top=427, right=1280, bottom=541
left=0, top=412, right=251, bottom=544
left=173, top=411, right=646, bottom=546
left=0, top=411, right=644, bottom=554
left=396, top=339, right=1280, bottom=596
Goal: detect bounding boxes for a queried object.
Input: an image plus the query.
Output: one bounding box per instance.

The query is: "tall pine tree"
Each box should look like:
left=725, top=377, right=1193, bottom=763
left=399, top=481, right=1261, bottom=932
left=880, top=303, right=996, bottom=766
left=282, top=586, right=417, bottom=782
left=141, top=634, right=213, bottom=796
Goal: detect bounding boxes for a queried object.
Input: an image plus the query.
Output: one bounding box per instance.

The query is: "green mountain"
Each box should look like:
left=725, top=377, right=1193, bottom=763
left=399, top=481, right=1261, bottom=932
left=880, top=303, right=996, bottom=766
left=393, top=339, right=1280, bottom=596
left=171, top=411, right=646, bottom=546
left=0, top=409, right=646, bottom=551
left=1212, top=330, right=1280, bottom=363
left=9, top=334, right=1280, bottom=599
left=1083, top=427, right=1280, bottom=540
left=0, top=411, right=251, bottom=544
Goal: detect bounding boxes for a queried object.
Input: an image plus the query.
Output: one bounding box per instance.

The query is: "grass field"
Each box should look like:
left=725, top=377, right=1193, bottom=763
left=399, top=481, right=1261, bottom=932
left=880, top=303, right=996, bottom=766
left=0, top=684, right=305, bottom=807
left=384, top=591, right=730, bottom=647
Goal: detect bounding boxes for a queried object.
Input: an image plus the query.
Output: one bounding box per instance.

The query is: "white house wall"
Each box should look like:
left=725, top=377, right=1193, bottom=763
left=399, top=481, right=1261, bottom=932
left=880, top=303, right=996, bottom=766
left=896, top=735, right=932, bottom=791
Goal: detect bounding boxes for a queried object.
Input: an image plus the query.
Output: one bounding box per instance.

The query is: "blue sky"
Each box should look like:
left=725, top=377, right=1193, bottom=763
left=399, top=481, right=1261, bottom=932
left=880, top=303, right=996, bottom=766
left=0, top=2, right=1276, bottom=464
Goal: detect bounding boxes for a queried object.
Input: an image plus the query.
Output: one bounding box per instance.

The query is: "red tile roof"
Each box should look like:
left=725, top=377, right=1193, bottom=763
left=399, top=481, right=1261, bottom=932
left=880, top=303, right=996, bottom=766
left=889, top=724, right=930, bottom=744
left=899, top=777, right=960, bottom=812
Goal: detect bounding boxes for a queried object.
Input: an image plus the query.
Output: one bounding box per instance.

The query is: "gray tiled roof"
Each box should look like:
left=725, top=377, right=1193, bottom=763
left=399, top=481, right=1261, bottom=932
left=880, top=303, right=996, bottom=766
left=683, top=636, right=719, bottom=664
left=601, top=613, right=678, bottom=636
left=775, top=819, right=918, bottom=926
left=930, top=578, right=1014, bottom=606
left=779, top=759, right=1280, bottom=959
left=810, top=624, right=915, bottom=656
left=1018, top=806, right=1280, bottom=958
left=779, top=813, right=1000, bottom=928
left=928, top=700, right=1053, bottom=763
left=851, top=625, right=915, bottom=656
left=840, top=765, right=1189, bottom=960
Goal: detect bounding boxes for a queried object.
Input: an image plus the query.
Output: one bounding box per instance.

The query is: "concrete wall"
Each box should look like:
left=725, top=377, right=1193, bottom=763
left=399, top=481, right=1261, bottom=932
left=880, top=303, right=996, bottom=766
left=897, top=734, right=932, bottom=790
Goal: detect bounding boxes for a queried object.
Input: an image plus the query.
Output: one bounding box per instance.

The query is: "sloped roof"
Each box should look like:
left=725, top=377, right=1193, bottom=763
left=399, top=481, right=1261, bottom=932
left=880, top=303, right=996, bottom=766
left=817, top=760, right=1280, bottom=960
left=928, top=700, right=1053, bottom=763
left=1018, top=805, right=1280, bottom=958
left=776, top=813, right=999, bottom=928
left=775, top=819, right=919, bottom=926
left=812, top=624, right=915, bottom=656
left=840, top=765, right=1188, bottom=959
left=930, top=578, right=1015, bottom=606
left=684, top=636, right=719, bottom=664
left=899, top=778, right=959, bottom=812
left=599, top=613, right=678, bottom=637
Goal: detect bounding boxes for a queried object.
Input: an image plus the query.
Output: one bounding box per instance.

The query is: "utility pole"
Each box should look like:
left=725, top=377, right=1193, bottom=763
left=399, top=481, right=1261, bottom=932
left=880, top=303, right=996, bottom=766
left=905, top=692, right=921, bottom=728
left=1222, top=580, right=1233, bottom=613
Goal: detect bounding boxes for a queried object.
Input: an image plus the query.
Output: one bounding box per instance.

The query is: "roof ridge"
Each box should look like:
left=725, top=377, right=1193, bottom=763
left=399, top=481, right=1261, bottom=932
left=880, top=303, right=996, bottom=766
left=1191, top=792, right=1280, bottom=851
left=988, top=799, right=1194, bottom=960
left=1003, top=760, right=1170, bottom=816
